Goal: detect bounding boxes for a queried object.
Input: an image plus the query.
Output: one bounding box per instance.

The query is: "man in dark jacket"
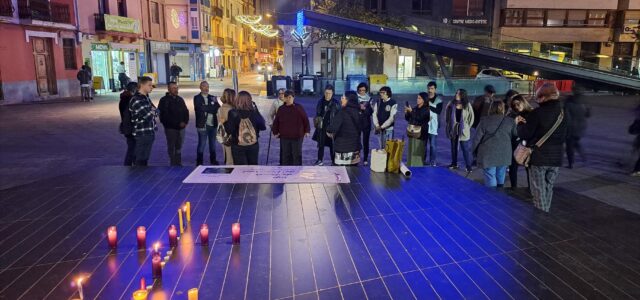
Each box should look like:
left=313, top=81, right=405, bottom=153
left=516, top=83, right=568, bottom=212
left=272, top=90, right=310, bottom=166
left=313, top=85, right=340, bottom=166
left=159, top=82, right=189, bottom=166
left=170, top=63, right=182, bottom=83
left=119, top=81, right=138, bottom=166
left=77, top=66, right=92, bottom=101
left=472, top=84, right=496, bottom=128
left=194, top=81, right=220, bottom=165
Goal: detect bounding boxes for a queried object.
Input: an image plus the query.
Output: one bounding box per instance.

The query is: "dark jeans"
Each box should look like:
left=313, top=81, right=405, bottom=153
left=231, top=143, right=259, bottom=165
left=124, top=135, right=136, bottom=166
left=509, top=162, right=530, bottom=190
left=566, top=136, right=584, bottom=166
left=281, top=138, right=303, bottom=166
left=361, top=128, right=371, bottom=162
left=134, top=134, right=155, bottom=166
left=165, top=128, right=185, bottom=166
left=450, top=137, right=472, bottom=169
left=197, top=125, right=217, bottom=163
left=424, top=133, right=437, bottom=164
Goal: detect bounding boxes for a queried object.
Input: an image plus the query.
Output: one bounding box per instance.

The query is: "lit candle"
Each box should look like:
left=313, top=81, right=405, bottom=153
left=137, top=226, right=146, bottom=250
left=178, top=208, right=184, bottom=234
left=153, top=242, right=160, bottom=256
left=107, top=226, right=117, bottom=249
left=76, top=277, right=84, bottom=300
left=132, top=289, right=148, bottom=300
left=187, top=288, right=199, bottom=300
left=200, top=224, right=209, bottom=246
left=232, top=223, right=240, bottom=244
left=185, top=202, right=192, bottom=223
left=151, top=252, right=162, bottom=279
left=139, top=277, right=146, bottom=290
left=168, top=225, right=178, bottom=248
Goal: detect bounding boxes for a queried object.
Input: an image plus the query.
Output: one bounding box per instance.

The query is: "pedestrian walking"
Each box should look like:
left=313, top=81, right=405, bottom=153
left=472, top=84, right=496, bottom=128
left=194, top=81, right=221, bottom=165
left=313, top=85, right=340, bottom=166
left=217, top=88, right=236, bottom=165
left=220, top=64, right=226, bottom=80
left=628, top=104, right=640, bottom=176
left=445, top=89, right=475, bottom=173
left=170, top=62, right=182, bottom=83
left=632, top=67, right=639, bottom=77
left=159, top=82, right=189, bottom=166
left=404, top=92, right=430, bottom=167
left=119, top=81, right=138, bottom=166
left=373, top=86, right=398, bottom=147
left=116, top=61, right=128, bottom=91
left=224, top=91, right=266, bottom=165
left=76, top=66, right=92, bottom=102
left=328, top=91, right=362, bottom=166
left=564, top=87, right=590, bottom=168
left=425, top=81, right=443, bottom=166
left=516, top=83, right=568, bottom=212
left=272, top=90, right=310, bottom=166
left=357, top=83, right=374, bottom=166
left=129, top=76, right=158, bottom=166
left=507, top=94, right=533, bottom=189
left=472, top=101, right=516, bottom=188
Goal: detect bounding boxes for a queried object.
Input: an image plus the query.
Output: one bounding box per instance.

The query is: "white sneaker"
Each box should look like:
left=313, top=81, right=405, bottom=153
left=631, top=171, right=640, bottom=177
left=315, top=161, right=324, bottom=166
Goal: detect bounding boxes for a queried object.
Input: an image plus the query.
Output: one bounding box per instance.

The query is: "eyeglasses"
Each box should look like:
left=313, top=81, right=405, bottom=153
left=358, top=89, right=366, bottom=92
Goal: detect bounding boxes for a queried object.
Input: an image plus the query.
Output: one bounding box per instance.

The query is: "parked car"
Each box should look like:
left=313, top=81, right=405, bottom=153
left=257, top=62, right=273, bottom=74
left=475, top=68, right=523, bottom=80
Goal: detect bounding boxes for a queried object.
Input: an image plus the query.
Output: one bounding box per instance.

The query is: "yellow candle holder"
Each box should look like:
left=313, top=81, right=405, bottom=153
left=187, top=288, right=198, bottom=300
left=132, top=289, right=148, bottom=300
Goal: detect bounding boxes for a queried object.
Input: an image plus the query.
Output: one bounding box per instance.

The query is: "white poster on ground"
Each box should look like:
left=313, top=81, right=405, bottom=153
left=183, top=166, right=351, bottom=184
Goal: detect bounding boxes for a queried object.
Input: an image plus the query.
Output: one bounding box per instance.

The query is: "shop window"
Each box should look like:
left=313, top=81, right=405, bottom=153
left=587, top=10, right=607, bottom=26
left=546, top=10, right=566, bottom=27
left=453, top=0, right=484, bottom=17
left=117, top=0, right=126, bottom=17
left=62, top=38, right=77, bottom=70
left=503, top=9, right=524, bottom=26
left=525, top=10, right=544, bottom=27
left=150, top=2, right=159, bottom=24
left=411, top=0, right=431, bottom=15
left=567, top=10, right=587, bottom=26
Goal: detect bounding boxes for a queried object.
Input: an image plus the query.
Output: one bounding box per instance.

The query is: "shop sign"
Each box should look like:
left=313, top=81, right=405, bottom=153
left=91, top=43, right=109, bottom=51
left=104, top=14, right=141, bottom=34
left=171, top=43, right=193, bottom=53
left=442, top=17, right=489, bottom=26
left=623, top=24, right=639, bottom=34
left=150, top=41, right=171, bottom=53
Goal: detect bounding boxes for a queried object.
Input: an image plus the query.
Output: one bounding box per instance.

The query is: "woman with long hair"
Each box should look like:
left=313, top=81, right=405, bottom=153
left=404, top=92, right=430, bottom=166
left=223, top=91, right=266, bottom=165
left=445, top=89, right=475, bottom=173
left=327, top=91, right=362, bottom=166
left=507, top=94, right=533, bottom=189
left=217, top=88, right=236, bottom=165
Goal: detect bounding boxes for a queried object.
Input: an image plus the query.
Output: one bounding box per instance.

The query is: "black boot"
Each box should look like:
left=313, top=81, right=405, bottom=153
left=210, top=154, right=219, bottom=165
left=197, top=153, right=204, bottom=166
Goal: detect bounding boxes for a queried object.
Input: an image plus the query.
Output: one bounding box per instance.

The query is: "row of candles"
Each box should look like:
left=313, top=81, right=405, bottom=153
left=84, top=202, right=241, bottom=300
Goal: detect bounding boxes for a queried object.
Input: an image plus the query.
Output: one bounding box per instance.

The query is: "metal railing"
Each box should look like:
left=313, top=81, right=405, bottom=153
left=17, top=0, right=70, bottom=23
left=50, top=2, right=69, bottom=23
left=0, top=0, right=14, bottom=16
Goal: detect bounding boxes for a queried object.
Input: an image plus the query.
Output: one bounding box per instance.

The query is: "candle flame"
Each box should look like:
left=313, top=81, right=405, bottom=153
left=183, top=205, right=187, bottom=211
left=77, top=277, right=83, bottom=285
left=154, top=242, right=160, bottom=252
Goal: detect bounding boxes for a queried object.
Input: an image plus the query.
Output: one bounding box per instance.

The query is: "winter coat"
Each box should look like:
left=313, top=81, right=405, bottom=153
left=444, top=101, right=474, bottom=141
left=194, top=94, right=220, bottom=129
left=224, top=108, right=266, bottom=145
left=313, top=97, right=339, bottom=147
left=358, top=94, right=374, bottom=130
left=517, top=100, right=569, bottom=167
left=404, top=104, right=430, bottom=140
left=159, top=93, right=189, bottom=130
left=77, top=69, right=91, bottom=85
left=327, top=103, right=362, bottom=153
left=472, top=115, right=517, bottom=168
left=564, top=95, right=589, bottom=138
left=272, top=103, right=310, bottom=139
left=472, top=95, right=495, bottom=128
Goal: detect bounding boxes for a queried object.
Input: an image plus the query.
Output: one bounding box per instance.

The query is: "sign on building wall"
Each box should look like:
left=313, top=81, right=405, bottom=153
left=150, top=41, right=171, bottom=53
left=104, top=14, right=141, bottom=34
left=91, top=43, right=109, bottom=51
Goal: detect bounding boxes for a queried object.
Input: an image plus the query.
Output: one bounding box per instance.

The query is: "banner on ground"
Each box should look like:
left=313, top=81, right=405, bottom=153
left=183, top=166, right=351, bottom=184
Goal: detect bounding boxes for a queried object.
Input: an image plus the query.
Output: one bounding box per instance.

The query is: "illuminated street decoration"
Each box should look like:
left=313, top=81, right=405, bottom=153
left=235, top=15, right=262, bottom=25
left=292, top=10, right=310, bottom=43
left=170, top=9, right=187, bottom=29
left=235, top=15, right=279, bottom=37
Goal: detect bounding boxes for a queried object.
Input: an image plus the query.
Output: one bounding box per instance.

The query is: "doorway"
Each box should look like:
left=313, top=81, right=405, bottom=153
left=32, top=37, right=57, bottom=96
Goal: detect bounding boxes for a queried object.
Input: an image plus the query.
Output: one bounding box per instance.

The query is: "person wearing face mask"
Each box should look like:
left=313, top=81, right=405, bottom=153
left=516, top=83, right=568, bottom=212
left=313, top=85, right=340, bottom=166
left=327, top=91, right=362, bottom=166
left=357, top=82, right=374, bottom=165
left=445, top=89, right=474, bottom=173
left=373, top=86, right=398, bottom=147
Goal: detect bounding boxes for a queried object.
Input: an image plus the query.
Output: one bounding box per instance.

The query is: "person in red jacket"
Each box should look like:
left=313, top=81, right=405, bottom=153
left=272, top=90, right=310, bottom=166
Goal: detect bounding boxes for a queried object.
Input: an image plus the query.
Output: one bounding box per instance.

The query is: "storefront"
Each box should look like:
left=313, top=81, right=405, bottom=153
left=90, top=43, right=111, bottom=90
left=207, top=47, right=223, bottom=78
left=170, top=43, right=205, bottom=82
left=149, top=41, right=171, bottom=84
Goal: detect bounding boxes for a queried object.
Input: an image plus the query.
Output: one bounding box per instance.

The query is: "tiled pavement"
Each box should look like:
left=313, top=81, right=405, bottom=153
left=0, top=166, right=639, bottom=299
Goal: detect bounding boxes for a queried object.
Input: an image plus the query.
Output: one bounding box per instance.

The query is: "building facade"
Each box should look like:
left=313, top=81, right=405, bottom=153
left=0, top=0, right=82, bottom=104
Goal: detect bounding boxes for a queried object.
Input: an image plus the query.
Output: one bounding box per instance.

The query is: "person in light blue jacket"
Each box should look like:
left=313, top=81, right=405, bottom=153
left=425, top=81, right=443, bottom=166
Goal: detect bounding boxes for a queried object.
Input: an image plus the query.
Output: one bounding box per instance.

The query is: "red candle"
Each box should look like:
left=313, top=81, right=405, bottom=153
left=168, top=225, right=178, bottom=248
left=200, top=224, right=209, bottom=245
left=231, top=223, right=240, bottom=244
left=139, top=277, right=146, bottom=290
left=151, top=252, right=162, bottom=279
left=137, top=226, right=146, bottom=250
left=107, top=226, right=117, bottom=249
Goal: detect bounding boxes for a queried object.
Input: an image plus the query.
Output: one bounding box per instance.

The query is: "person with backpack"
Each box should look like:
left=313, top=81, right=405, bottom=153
left=327, top=91, right=362, bottom=166
left=129, top=76, right=157, bottom=166
left=272, top=90, right=310, bottom=166
left=472, top=101, right=516, bottom=188
left=472, top=85, right=496, bottom=128
left=217, top=88, right=236, bottom=165
left=119, top=81, right=138, bottom=166
left=224, top=91, right=266, bottom=165
left=194, top=81, right=220, bottom=165
left=425, top=81, right=443, bottom=166
left=357, top=82, right=374, bottom=166
left=516, top=83, right=568, bottom=212
left=313, top=85, right=340, bottom=166
left=77, top=66, right=92, bottom=102
left=159, top=82, right=189, bottom=166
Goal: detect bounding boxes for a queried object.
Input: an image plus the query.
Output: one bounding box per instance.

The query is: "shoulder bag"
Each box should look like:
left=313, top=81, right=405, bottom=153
left=514, top=111, right=564, bottom=167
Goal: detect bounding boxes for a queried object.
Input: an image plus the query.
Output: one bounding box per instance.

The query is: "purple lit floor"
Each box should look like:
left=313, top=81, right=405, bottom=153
left=1, top=166, right=639, bottom=299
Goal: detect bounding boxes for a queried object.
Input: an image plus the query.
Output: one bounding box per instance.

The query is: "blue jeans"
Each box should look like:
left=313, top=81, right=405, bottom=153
left=482, top=166, right=507, bottom=187
left=380, top=128, right=394, bottom=147
left=134, top=134, right=155, bottom=166
left=424, top=133, right=437, bottom=163
left=450, top=137, right=472, bottom=170
left=197, top=125, right=217, bottom=163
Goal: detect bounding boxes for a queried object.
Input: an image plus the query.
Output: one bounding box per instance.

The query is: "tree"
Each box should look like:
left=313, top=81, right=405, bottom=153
left=283, top=26, right=323, bottom=75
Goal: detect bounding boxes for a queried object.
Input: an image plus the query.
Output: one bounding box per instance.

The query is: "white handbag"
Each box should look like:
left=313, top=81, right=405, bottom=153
left=370, top=149, right=388, bottom=173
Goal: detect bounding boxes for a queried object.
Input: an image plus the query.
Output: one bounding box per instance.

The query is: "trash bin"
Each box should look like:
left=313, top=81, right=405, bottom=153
left=369, top=74, right=388, bottom=92
left=270, top=76, right=292, bottom=97
left=300, top=75, right=318, bottom=96
left=345, top=74, right=368, bottom=92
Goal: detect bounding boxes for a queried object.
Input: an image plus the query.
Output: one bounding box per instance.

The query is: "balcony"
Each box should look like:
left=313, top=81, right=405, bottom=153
left=17, top=0, right=72, bottom=25
left=212, top=7, right=222, bottom=18
left=1, top=0, right=15, bottom=17
left=225, top=37, right=233, bottom=47
left=216, top=37, right=224, bottom=46
left=94, top=13, right=141, bottom=36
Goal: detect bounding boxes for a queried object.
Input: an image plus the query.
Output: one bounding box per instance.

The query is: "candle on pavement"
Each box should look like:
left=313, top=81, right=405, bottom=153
left=153, top=242, right=160, bottom=256
left=151, top=252, right=162, bottom=279
left=132, top=289, right=148, bottom=300
left=232, top=223, right=240, bottom=244
left=107, top=226, right=117, bottom=249
left=178, top=208, right=184, bottom=234
left=136, top=226, right=146, bottom=250
left=187, top=288, right=198, bottom=300
left=139, top=277, right=146, bottom=290
left=200, top=224, right=209, bottom=246
left=168, top=225, right=178, bottom=248
left=185, top=202, right=191, bottom=223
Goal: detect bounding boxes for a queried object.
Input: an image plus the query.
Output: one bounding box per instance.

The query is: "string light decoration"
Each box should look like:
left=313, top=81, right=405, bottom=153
left=235, top=15, right=262, bottom=25
left=235, top=15, right=279, bottom=37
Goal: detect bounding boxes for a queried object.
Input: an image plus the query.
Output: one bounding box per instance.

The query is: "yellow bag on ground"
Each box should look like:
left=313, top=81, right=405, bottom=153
left=385, top=139, right=405, bottom=173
